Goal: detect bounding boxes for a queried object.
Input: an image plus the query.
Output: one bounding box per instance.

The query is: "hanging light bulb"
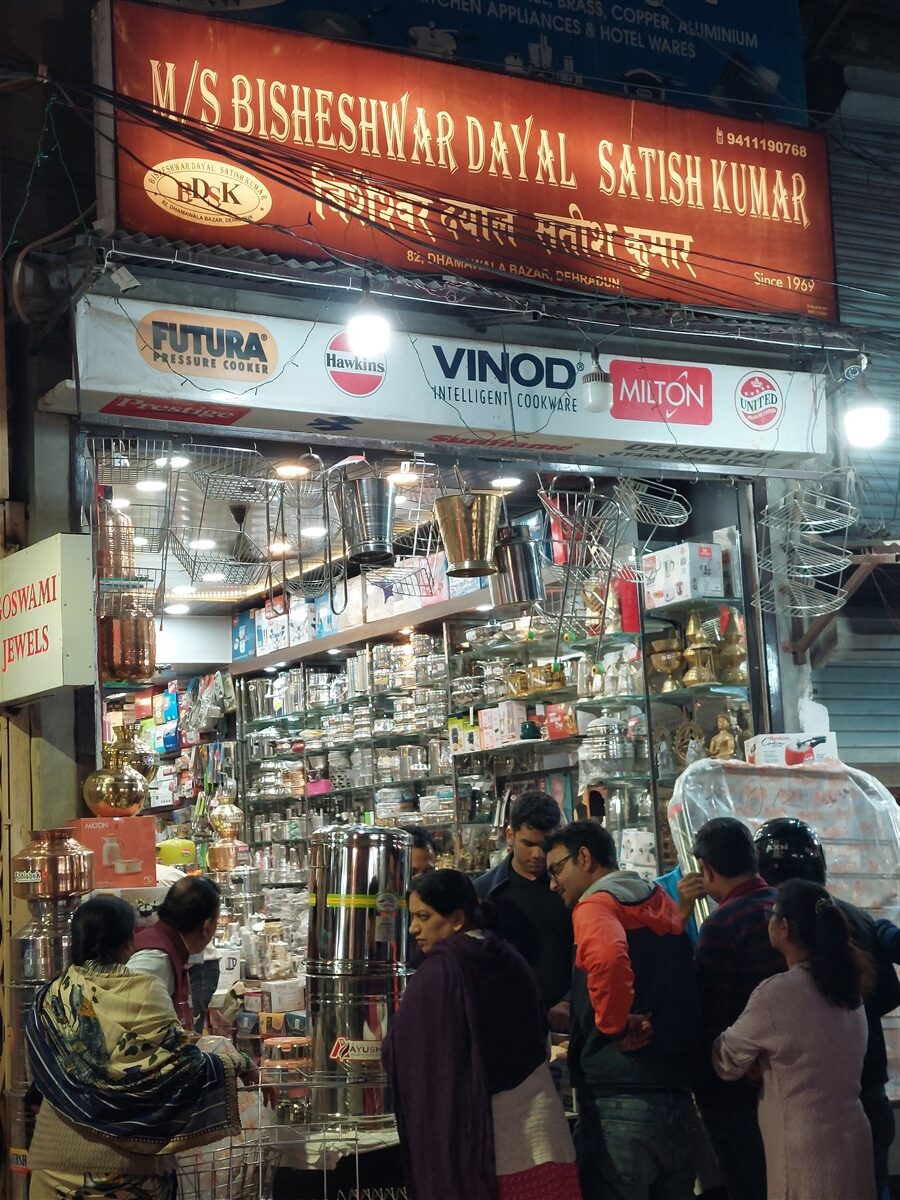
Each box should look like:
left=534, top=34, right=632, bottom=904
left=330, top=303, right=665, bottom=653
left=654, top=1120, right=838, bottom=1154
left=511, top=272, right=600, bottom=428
left=347, top=278, right=390, bottom=356
left=843, top=354, right=890, bottom=449
left=582, top=349, right=613, bottom=413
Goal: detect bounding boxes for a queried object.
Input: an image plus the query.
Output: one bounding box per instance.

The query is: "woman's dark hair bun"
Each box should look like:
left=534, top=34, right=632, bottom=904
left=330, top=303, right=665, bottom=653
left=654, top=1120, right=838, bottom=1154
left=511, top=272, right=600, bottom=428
left=71, top=895, right=136, bottom=966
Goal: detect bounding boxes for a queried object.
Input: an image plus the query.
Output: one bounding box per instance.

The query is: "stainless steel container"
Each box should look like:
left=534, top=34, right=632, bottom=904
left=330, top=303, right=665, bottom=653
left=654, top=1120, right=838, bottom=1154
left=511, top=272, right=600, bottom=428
left=489, top=525, right=546, bottom=606
left=341, top=475, right=397, bottom=566
left=247, top=678, right=271, bottom=721
left=308, top=825, right=410, bottom=972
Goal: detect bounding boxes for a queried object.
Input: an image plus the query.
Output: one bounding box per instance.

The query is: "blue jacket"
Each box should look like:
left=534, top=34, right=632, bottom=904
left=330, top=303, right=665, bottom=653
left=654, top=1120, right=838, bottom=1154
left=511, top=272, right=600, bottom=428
left=473, top=852, right=516, bottom=900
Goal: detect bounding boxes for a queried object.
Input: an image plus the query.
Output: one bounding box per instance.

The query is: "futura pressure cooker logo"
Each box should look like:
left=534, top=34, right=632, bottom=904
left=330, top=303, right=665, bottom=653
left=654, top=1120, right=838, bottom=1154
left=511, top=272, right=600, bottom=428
left=136, top=309, right=277, bottom=382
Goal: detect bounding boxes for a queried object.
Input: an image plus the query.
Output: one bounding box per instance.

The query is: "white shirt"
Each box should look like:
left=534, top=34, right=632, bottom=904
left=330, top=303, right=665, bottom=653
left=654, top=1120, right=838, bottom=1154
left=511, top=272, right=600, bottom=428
left=128, top=948, right=176, bottom=997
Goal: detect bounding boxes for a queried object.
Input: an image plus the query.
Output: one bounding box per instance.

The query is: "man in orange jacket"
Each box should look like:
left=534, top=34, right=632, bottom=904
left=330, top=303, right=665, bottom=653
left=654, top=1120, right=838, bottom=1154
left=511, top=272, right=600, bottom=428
left=546, top=820, right=702, bottom=1200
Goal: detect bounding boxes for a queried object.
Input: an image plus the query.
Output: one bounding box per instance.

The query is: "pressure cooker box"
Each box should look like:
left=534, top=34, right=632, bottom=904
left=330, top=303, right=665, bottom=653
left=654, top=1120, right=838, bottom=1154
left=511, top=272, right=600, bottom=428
left=744, top=733, right=838, bottom=767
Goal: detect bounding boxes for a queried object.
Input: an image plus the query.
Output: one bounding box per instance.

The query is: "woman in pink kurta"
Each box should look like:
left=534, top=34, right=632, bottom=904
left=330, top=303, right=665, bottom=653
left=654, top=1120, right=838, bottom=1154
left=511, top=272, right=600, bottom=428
left=713, top=879, right=875, bottom=1200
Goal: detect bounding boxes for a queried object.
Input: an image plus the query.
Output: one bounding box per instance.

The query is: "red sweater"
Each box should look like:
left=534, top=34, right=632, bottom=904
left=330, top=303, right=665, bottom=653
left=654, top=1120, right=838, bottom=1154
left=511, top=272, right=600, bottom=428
left=132, top=919, right=193, bottom=1030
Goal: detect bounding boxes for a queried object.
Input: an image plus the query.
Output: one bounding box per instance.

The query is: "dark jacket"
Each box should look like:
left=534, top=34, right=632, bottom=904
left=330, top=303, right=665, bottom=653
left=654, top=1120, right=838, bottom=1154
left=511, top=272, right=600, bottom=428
left=569, top=871, right=700, bottom=1094
left=838, top=899, right=900, bottom=1091
left=474, top=853, right=573, bottom=1008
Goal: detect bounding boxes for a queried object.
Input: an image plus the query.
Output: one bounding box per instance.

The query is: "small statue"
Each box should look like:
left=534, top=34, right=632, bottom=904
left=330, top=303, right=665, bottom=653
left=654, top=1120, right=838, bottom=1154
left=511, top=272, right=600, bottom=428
left=709, top=713, right=738, bottom=760
left=656, top=736, right=676, bottom=777
left=685, top=736, right=707, bottom=766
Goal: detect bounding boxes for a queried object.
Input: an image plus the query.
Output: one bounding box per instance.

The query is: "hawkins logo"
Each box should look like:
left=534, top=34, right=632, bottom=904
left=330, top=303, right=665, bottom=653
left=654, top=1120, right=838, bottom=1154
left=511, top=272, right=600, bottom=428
left=137, top=310, right=277, bottom=381
left=735, top=372, right=784, bottom=432
left=143, top=158, right=272, bottom=228
left=325, top=330, right=386, bottom=397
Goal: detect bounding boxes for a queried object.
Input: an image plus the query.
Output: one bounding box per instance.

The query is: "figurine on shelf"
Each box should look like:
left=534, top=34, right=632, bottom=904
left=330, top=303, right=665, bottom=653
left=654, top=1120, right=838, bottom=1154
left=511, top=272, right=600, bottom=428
left=656, top=736, right=676, bottom=778
left=682, top=610, right=719, bottom=686
left=708, top=713, right=738, bottom=760
left=685, top=736, right=707, bottom=766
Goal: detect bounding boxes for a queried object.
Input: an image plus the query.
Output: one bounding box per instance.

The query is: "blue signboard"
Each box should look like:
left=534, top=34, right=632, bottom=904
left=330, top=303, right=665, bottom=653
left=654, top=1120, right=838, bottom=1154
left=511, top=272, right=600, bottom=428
left=151, top=0, right=807, bottom=124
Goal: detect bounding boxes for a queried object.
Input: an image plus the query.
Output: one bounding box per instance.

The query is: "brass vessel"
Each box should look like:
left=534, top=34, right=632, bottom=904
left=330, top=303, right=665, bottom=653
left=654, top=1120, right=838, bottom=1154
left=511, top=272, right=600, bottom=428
left=83, top=746, right=149, bottom=818
left=11, top=828, right=94, bottom=901
left=107, top=722, right=159, bottom=783
left=99, top=597, right=156, bottom=683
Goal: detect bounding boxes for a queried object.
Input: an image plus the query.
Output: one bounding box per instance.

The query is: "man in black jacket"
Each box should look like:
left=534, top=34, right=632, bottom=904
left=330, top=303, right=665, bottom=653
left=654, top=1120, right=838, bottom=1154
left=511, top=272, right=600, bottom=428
left=754, top=817, right=900, bottom=1200
left=474, top=791, right=573, bottom=1011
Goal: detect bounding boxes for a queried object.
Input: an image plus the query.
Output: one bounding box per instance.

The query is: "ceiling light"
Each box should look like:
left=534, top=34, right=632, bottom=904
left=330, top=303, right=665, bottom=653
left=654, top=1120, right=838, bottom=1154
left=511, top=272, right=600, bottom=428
left=164, top=604, right=190, bottom=615
left=395, top=495, right=409, bottom=507
left=275, top=662, right=287, bottom=668
left=269, top=540, right=292, bottom=555
left=491, top=475, right=522, bottom=490
left=155, top=454, right=191, bottom=469
left=476, top=603, right=495, bottom=612
left=134, top=536, right=149, bottom=547
left=583, top=351, right=613, bottom=412
left=843, top=404, right=890, bottom=449
left=327, top=648, right=342, bottom=656
left=136, top=479, right=167, bottom=493
left=264, top=666, right=277, bottom=673
left=275, top=462, right=311, bottom=479
left=172, top=585, right=196, bottom=596
left=388, top=461, right=419, bottom=486
left=399, top=626, right=414, bottom=635
left=347, top=279, right=390, bottom=356
left=202, top=571, right=226, bottom=582
left=189, top=538, right=217, bottom=550
left=110, top=496, right=130, bottom=509
left=301, top=525, right=327, bottom=539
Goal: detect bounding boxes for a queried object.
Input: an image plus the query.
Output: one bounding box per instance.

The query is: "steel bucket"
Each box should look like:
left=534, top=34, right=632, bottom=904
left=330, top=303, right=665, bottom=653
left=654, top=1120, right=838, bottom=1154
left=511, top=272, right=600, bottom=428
left=342, top=475, right=397, bottom=566
left=490, top=525, right=546, bottom=605
left=434, top=491, right=502, bottom=576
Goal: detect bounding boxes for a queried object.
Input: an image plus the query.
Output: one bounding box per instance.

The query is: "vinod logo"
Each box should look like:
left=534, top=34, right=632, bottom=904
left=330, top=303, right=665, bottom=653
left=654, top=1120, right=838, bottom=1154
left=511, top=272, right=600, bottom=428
left=735, top=372, right=784, bottom=432
left=143, top=158, right=272, bottom=228
left=137, top=309, right=277, bottom=381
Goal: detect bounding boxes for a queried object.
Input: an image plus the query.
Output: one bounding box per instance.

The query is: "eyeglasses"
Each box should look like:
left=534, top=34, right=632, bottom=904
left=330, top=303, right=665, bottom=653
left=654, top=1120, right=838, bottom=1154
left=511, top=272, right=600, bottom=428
left=548, top=854, right=574, bottom=882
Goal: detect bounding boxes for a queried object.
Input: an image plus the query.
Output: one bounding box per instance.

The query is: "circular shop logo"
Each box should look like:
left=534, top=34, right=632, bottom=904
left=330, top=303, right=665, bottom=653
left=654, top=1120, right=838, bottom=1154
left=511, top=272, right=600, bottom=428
left=324, top=330, right=386, bottom=397
left=735, top=372, right=784, bottom=432
left=143, top=158, right=272, bottom=228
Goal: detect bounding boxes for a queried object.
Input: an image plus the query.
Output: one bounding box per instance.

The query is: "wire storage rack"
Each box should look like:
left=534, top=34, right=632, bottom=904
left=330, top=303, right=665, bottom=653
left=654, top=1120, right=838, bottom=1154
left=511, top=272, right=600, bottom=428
left=177, top=1129, right=281, bottom=1200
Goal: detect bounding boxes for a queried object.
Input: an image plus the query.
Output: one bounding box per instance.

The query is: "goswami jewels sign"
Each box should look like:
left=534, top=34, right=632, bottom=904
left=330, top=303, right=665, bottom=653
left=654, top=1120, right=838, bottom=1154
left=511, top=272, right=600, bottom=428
left=103, top=0, right=836, bottom=319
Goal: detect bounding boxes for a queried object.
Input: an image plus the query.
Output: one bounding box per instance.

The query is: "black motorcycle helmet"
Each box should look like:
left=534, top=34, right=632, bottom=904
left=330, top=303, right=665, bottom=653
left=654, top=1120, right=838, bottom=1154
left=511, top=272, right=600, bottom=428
left=754, top=818, right=827, bottom=886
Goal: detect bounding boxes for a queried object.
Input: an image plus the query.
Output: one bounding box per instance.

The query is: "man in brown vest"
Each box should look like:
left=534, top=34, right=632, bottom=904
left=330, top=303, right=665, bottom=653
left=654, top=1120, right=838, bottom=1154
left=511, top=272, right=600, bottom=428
left=129, top=876, right=221, bottom=1030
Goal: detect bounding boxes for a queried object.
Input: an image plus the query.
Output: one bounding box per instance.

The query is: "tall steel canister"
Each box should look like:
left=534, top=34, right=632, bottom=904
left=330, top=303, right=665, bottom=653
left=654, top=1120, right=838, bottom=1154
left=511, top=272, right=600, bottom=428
left=306, top=825, right=410, bottom=1125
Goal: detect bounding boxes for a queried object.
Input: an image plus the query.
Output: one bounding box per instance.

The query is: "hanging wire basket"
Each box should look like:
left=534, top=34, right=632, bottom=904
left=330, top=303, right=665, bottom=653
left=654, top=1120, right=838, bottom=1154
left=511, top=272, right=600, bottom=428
left=84, top=436, right=176, bottom=490
left=537, top=480, right=620, bottom=582
left=758, top=537, right=852, bottom=580
left=757, top=577, right=848, bottom=617
left=171, top=528, right=268, bottom=587
left=187, top=445, right=284, bottom=506
left=761, top=485, right=858, bottom=536
left=612, top=478, right=692, bottom=528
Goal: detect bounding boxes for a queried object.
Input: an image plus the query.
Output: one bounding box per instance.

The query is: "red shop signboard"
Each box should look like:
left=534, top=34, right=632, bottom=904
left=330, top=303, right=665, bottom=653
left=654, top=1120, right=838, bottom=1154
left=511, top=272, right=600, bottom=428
left=105, top=0, right=837, bottom=321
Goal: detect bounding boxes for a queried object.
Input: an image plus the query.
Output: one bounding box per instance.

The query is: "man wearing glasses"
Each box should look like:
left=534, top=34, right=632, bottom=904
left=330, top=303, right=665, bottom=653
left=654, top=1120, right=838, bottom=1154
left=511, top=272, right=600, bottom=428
left=545, top=820, right=700, bottom=1200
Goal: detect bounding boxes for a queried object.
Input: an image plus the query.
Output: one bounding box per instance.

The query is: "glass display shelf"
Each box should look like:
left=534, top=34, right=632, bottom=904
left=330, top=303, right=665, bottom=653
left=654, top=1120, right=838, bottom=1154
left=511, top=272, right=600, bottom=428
left=246, top=753, right=306, bottom=765
left=371, top=728, right=447, bottom=745
left=448, top=685, right=577, bottom=716
left=566, top=621, right=673, bottom=651
left=646, top=595, right=745, bottom=620
left=575, top=693, right=647, bottom=711
left=452, top=735, right=581, bottom=756
left=596, top=772, right=653, bottom=785
left=459, top=635, right=582, bottom=660
left=243, top=792, right=303, bottom=805
left=651, top=684, right=750, bottom=705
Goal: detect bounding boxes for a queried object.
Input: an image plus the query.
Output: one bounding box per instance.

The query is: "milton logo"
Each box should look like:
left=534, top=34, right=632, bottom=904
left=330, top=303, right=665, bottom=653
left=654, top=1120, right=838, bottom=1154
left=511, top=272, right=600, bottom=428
left=610, top=361, right=713, bottom=426
left=325, top=330, right=386, bottom=397
left=143, top=158, right=272, bottom=228
left=136, top=309, right=277, bottom=382
left=735, top=372, right=784, bottom=432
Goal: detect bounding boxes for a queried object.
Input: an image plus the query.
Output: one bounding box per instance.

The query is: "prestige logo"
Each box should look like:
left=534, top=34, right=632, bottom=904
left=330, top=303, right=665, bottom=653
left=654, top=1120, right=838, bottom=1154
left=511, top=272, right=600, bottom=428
left=325, top=330, right=386, bottom=397
left=735, top=372, right=784, bottom=432
left=143, top=158, right=272, bottom=227
left=137, top=309, right=277, bottom=381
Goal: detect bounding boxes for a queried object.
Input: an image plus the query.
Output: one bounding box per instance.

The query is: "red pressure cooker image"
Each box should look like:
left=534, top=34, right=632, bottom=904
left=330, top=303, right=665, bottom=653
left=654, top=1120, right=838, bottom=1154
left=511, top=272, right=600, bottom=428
left=783, top=736, right=829, bottom=766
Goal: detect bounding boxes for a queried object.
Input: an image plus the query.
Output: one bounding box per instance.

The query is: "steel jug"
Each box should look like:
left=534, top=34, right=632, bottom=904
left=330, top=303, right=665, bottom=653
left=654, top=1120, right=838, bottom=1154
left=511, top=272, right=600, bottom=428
left=489, top=524, right=545, bottom=605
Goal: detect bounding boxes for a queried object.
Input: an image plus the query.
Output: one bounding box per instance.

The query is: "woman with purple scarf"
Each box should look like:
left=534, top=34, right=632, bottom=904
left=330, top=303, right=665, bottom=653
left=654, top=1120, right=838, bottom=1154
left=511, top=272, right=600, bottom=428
left=383, top=870, right=581, bottom=1200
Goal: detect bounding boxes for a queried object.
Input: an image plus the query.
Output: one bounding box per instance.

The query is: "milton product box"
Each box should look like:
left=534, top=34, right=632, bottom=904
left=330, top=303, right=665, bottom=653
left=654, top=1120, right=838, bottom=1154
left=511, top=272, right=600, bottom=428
left=744, top=733, right=838, bottom=768
left=642, top=541, right=725, bottom=610
left=477, top=707, right=501, bottom=750
left=447, top=716, right=481, bottom=754
left=261, top=978, right=305, bottom=1013
left=68, top=815, right=157, bottom=888
left=497, top=700, right=528, bottom=744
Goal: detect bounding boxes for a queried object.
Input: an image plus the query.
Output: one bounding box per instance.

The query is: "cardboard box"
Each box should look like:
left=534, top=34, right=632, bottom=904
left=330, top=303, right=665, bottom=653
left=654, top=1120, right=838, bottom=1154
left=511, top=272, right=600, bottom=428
left=232, top=610, right=256, bottom=661
left=497, top=700, right=528, bottom=744
left=546, top=702, right=578, bottom=739
left=259, top=1012, right=287, bottom=1037
left=261, top=978, right=305, bottom=1012
left=642, top=542, right=724, bottom=610
left=477, top=707, right=501, bottom=750
left=744, top=733, right=838, bottom=768
left=68, top=816, right=157, bottom=889
left=447, top=717, right=481, bottom=754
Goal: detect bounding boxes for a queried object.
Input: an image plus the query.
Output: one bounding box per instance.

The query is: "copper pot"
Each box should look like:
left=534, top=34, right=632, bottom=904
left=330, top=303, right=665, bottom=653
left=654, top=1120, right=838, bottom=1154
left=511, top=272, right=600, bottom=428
left=12, top=828, right=94, bottom=901
left=83, top=752, right=148, bottom=818
left=99, top=599, right=156, bottom=683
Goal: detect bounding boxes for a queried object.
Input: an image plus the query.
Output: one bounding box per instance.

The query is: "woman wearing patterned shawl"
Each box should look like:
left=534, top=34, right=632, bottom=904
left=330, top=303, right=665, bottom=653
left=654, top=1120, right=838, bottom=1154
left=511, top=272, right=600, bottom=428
left=25, top=895, right=247, bottom=1200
